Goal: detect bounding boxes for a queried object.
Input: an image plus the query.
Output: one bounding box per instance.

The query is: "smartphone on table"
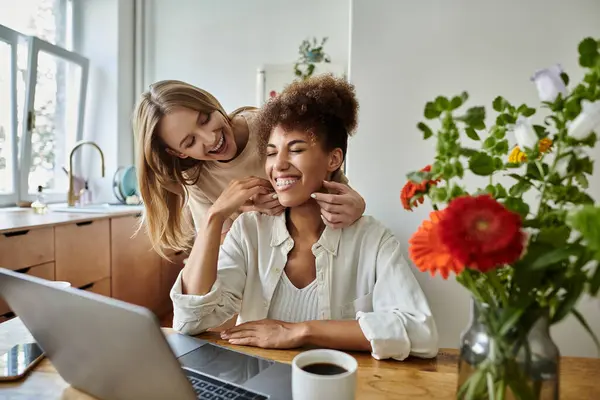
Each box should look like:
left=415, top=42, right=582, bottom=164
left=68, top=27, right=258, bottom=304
left=0, top=342, right=45, bottom=381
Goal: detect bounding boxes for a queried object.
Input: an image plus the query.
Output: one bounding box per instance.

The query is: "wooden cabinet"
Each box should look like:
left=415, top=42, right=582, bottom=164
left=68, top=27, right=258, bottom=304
left=0, top=262, right=55, bottom=317
left=0, top=227, right=54, bottom=270
left=55, top=219, right=110, bottom=288
left=0, top=212, right=176, bottom=323
left=111, top=215, right=162, bottom=314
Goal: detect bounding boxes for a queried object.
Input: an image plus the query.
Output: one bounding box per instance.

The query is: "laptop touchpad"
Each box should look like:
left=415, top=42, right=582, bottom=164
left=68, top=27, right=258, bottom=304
left=179, top=343, right=274, bottom=385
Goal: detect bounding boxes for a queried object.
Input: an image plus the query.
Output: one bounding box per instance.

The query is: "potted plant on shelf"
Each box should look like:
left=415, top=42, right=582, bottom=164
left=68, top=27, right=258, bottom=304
left=402, top=36, right=600, bottom=399
left=293, top=36, right=331, bottom=81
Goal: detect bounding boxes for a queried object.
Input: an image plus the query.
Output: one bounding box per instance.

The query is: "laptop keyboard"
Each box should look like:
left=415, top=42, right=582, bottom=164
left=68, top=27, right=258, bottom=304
left=185, top=369, right=268, bottom=400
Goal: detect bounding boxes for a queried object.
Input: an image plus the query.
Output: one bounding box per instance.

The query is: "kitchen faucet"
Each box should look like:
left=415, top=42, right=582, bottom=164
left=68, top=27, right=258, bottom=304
left=67, top=140, right=105, bottom=206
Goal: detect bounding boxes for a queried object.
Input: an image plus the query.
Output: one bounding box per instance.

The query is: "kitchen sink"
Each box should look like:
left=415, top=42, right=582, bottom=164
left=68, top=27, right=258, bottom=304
left=50, top=203, right=144, bottom=214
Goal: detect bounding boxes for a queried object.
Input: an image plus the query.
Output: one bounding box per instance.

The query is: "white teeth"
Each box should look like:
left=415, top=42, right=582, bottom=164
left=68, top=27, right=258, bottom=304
left=276, top=178, right=299, bottom=187
left=210, top=132, right=224, bottom=152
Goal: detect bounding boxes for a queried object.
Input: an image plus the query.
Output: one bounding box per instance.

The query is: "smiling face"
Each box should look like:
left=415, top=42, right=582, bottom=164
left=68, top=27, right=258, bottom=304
left=158, top=107, right=237, bottom=161
left=265, top=126, right=343, bottom=207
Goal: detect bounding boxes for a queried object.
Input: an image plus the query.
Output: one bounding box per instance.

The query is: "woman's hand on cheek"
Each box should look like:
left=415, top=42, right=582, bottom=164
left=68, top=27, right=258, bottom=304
left=210, top=177, right=273, bottom=220
left=311, top=180, right=366, bottom=229
left=220, top=319, right=307, bottom=349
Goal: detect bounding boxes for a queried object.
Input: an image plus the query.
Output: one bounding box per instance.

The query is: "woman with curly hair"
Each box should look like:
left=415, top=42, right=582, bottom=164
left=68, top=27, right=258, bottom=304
left=132, top=80, right=365, bottom=259
left=171, top=75, right=438, bottom=360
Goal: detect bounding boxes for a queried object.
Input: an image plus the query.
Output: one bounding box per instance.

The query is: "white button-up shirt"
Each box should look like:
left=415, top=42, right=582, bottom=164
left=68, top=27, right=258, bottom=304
left=171, top=212, right=438, bottom=361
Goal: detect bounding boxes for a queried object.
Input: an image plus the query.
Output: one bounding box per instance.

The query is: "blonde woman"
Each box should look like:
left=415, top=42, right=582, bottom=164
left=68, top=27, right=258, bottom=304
left=132, top=80, right=365, bottom=259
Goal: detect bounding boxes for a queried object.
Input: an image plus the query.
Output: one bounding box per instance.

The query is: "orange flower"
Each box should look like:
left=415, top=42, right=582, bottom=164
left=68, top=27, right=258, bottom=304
left=401, top=165, right=439, bottom=211
left=409, top=211, right=465, bottom=279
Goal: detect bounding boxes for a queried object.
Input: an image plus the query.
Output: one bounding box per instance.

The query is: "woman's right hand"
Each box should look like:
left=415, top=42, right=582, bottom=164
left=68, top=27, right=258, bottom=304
left=210, top=177, right=272, bottom=221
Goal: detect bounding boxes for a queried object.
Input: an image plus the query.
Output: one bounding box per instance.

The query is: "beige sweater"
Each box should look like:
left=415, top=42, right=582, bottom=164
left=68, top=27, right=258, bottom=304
left=186, top=110, right=348, bottom=231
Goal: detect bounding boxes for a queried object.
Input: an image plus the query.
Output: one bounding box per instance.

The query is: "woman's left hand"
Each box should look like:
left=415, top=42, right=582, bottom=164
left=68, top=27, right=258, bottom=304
left=311, top=180, right=366, bottom=229
left=220, top=319, right=306, bottom=349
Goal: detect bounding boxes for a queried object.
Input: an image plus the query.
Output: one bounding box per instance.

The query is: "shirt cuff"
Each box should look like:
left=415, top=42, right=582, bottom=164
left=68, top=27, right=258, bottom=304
left=357, top=311, right=411, bottom=361
left=170, top=270, right=222, bottom=320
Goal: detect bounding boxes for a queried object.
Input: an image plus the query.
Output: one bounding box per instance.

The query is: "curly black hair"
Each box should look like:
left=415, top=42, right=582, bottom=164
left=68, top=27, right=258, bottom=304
left=257, top=74, right=359, bottom=159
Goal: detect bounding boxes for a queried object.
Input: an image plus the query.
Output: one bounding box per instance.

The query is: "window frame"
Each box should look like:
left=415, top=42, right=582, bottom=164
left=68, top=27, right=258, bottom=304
left=0, top=24, right=20, bottom=206
left=19, top=35, right=89, bottom=203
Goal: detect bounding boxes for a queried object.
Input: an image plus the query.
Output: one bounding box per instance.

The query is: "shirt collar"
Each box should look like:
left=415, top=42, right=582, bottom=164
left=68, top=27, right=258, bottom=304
left=270, top=213, right=342, bottom=256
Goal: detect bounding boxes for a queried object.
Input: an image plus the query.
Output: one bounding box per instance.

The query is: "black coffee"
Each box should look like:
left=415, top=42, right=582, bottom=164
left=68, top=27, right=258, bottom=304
left=301, top=362, right=347, bottom=375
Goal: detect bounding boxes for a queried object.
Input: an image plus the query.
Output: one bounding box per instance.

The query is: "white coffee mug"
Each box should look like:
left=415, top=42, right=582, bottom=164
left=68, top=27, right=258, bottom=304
left=48, top=280, right=71, bottom=288
left=292, top=349, right=358, bottom=400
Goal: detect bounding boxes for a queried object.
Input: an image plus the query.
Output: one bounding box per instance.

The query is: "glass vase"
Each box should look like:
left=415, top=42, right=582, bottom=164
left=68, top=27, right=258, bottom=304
left=457, top=298, right=560, bottom=400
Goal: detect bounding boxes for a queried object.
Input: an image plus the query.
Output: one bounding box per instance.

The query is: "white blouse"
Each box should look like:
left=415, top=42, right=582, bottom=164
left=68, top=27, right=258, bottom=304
left=171, top=212, right=439, bottom=361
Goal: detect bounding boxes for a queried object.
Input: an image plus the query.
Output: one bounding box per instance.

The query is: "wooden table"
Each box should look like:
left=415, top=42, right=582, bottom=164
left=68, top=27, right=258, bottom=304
left=0, top=318, right=598, bottom=399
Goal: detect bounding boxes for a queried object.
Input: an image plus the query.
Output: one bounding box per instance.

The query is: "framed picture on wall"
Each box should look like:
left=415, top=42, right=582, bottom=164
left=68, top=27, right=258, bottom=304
left=256, top=63, right=347, bottom=106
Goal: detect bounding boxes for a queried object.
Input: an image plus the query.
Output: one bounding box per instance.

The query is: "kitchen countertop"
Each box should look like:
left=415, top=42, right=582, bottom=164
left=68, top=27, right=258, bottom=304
left=0, top=205, right=145, bottom=234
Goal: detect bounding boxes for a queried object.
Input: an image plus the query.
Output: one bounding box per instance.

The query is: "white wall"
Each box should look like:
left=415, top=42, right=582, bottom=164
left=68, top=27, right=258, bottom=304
left=73, top=0, right=135, bottom=203
left=142, top=0, right=350, bottom=112
left=348, top=0, right=600, bottom=357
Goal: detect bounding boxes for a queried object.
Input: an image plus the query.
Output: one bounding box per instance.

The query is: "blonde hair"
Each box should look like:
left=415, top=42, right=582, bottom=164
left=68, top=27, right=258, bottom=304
left=132, top=79, right=254, bottom=259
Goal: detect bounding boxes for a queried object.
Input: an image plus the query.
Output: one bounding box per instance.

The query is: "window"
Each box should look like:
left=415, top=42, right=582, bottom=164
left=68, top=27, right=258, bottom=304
left=0, top=0, right=88, bottom=206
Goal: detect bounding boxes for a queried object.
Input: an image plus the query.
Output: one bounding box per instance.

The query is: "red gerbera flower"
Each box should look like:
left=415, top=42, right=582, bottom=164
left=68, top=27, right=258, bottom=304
left=401, top=165, right=439, bottom=211
left=438, top=195, right=525, bottom=272
left=409, top=210, right=465, bottom=279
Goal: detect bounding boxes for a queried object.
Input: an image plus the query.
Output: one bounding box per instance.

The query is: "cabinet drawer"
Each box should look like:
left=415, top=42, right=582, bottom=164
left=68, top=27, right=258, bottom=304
left=0, top=228, right=54, bottom=270
left=81, top=278, right=111, bottom=297
left=0, top=262, right=55, bottom=317
left=55, top=219, right=110, bottom=288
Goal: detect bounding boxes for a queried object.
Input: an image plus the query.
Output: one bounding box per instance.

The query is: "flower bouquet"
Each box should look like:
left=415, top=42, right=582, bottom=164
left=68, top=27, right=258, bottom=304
left=402, top=37, right=600, bottom=399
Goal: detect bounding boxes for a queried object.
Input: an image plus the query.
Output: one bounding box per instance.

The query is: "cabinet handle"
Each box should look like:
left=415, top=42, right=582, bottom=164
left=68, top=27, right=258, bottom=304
left=134, top=213, right=142, bottom=218
left=15, top=267, right=32, bottom=274
left=76, top=221, right=93, bottom=227
left=2, top=311, right=15, bottom=319
left=79, top=282, right=95, bottom=290
left=4, top=229, right=30, bottom=237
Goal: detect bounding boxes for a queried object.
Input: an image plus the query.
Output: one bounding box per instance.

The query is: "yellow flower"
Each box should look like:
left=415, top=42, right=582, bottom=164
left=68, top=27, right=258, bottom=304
left=508, top=146, right=527, bottom=163
left=507, top=138, right=553, bottom=163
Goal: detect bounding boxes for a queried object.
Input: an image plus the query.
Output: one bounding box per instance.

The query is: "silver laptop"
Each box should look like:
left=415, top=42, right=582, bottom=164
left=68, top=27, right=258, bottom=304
left=0, top=268, right=292, bottom=400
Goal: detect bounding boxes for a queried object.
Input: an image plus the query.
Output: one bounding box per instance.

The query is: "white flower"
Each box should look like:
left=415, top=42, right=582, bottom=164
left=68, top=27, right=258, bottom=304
left=530, top=64, right=568, bottom=102
left=513, top=117, right=538, bottom=150
left=554, top=155, right=571, bottom=177
left=568, top=100, right=600, bottom=140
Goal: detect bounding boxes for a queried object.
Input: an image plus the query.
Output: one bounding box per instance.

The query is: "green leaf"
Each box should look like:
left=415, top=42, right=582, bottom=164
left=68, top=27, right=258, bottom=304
left=538, top=226, right=571, bottom=248
left=449, top=96, right=463, bottom=110
left=424, top=101, right=441, bottom=119
left=575, top=173, right=589, bottom=189
left=566, top=205, right=600, bottom=252
left=484, top=184, right=497, bottom=197
left=454, top=161, right=465, bottom=178
left=580, top=53, right=598, bottom=68
left=505, top=162, right=522, bottom=169
left=572, top=309, right=600, bottom=354
left=491, top=126, right=506, bottom=139
left=530, top=246, right=579, bottom=270
left=494, top=139, right=509, bottom=154
left=533, top=124, right=547, bottom=138
left=468, top=153, right=495, bottom=176
left=460, top=91, right=469, bottom=103
left=483, top=136, right=496, bottom=150
left=417, top=122, right=434, bottom=139
left=503, top=197, right=530, bottom=219
left=509, top=180, right=532, bottom=197
left=459, top=147, right=478, bottom=157
left=449, top=184, right=465, bottom=199
left=495, top=184, right=507, bottom=199
left=493, top=96, right=507, bottom=112
left=457, top=106, right=486, bottom=130
left=406, top=170, right=431, bottom=184
left=464, top=127, right=480, bottom=141
left=561, top=72, right=570, bottom=86
left=579, top=37, right=599, bottom=56
left=435, top=96, right=450, bottom=111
